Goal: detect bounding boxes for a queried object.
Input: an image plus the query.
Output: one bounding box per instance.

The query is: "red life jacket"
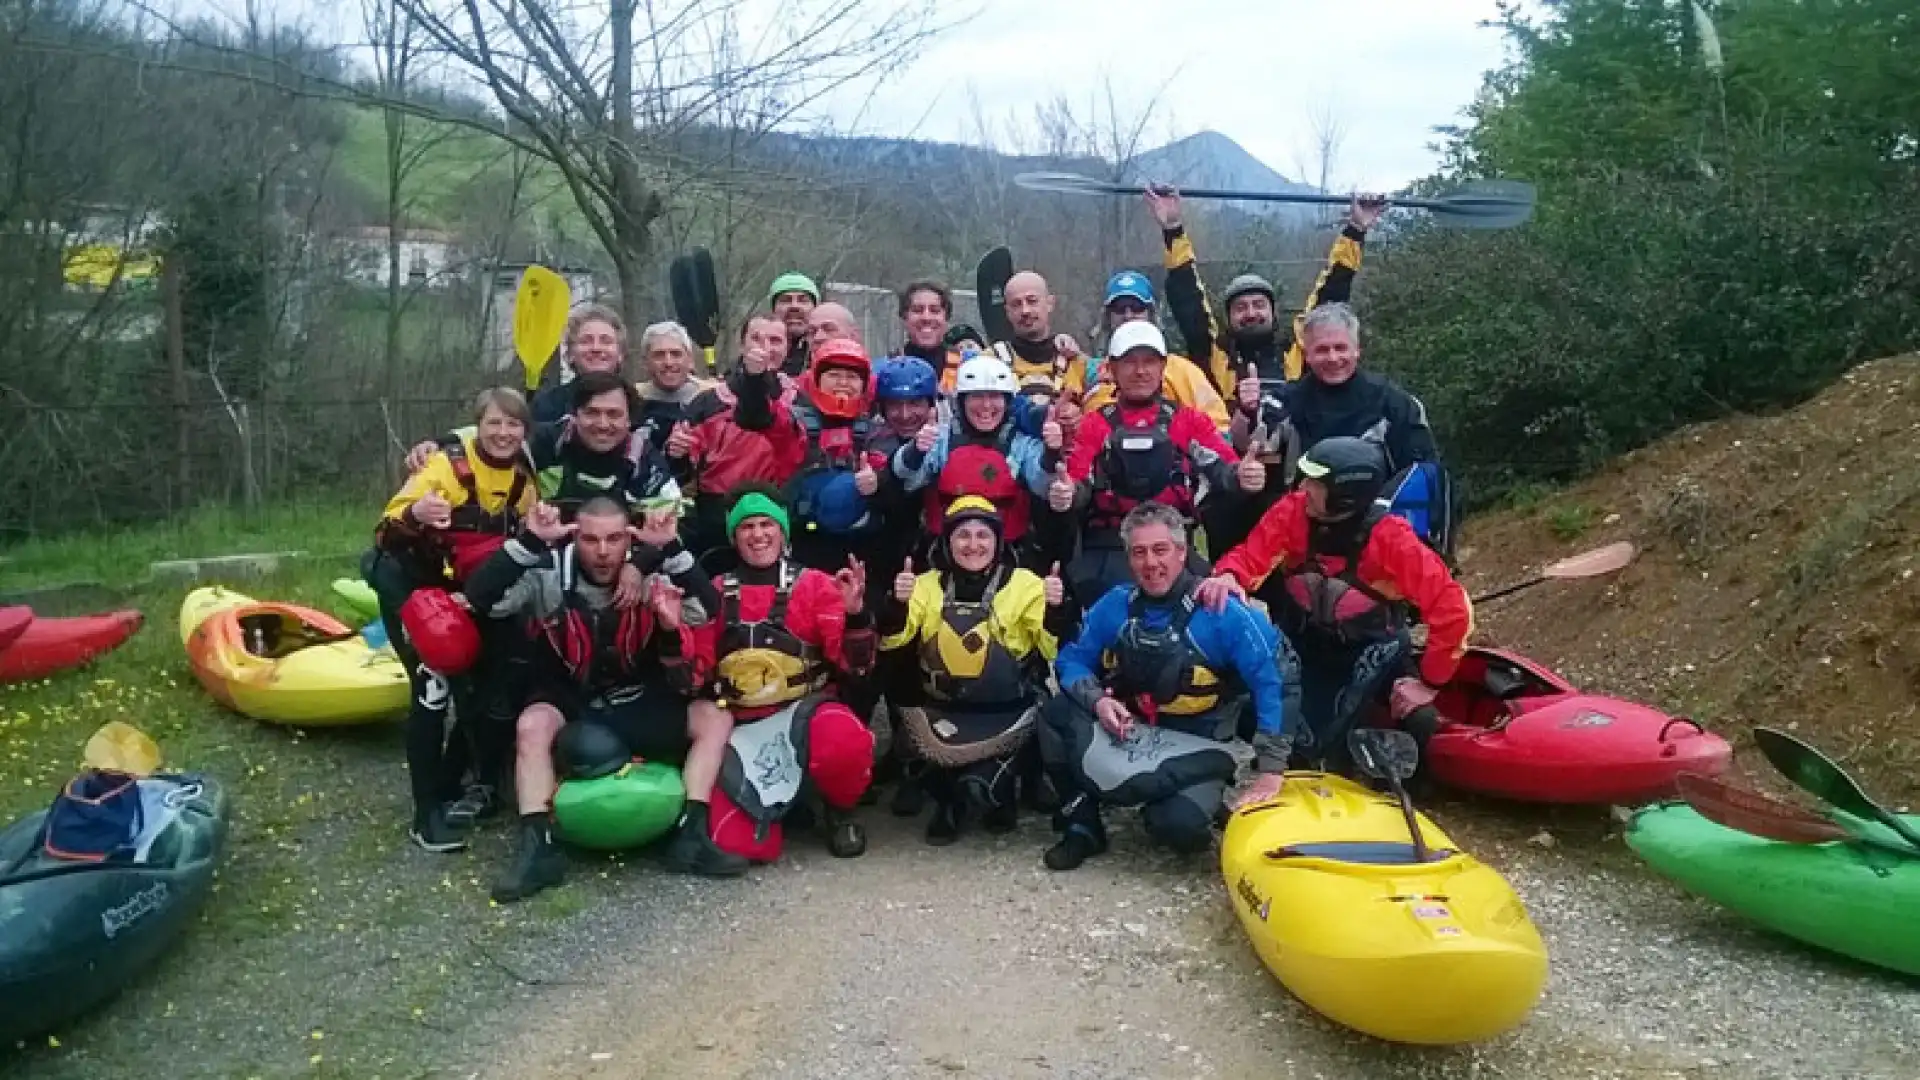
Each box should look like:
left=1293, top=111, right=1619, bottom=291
left=713, top=561, right=826, bottom=712
left=534, top=546, right=655, bottom=691
left=1277, top=507, right=1403, bottom=646
left=923, top=431, right=1029, bottom=540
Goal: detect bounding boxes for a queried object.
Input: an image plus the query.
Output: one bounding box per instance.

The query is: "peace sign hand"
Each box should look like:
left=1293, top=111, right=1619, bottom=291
left=836, top=556, right=867, bottom=614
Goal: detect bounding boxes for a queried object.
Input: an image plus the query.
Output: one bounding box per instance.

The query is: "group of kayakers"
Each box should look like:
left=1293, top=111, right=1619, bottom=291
left=362, top=186, right=1473, bottom=903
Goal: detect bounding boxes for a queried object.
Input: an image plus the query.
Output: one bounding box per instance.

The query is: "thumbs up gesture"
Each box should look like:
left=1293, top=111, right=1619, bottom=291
left=1043, top=561, right=1065, bottom=607
left=893, top=557, right=917, bottom=603
left=854, top=459, right=879, bottom=497
left=665, top=420, right=694, bottom=459
left=915, top=419, right=940, bottom=453
left=1047, top=462, right=1075, bottom=513
left=1237, top=454, right=1267, bottom=494
left=1237, top=363, right=1262, bottom=416
left=1041, top=409, right=1063, bottom=452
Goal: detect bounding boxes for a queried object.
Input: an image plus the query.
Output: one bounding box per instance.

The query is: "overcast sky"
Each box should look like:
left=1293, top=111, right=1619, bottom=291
left=200, top=0, right=1513, bottom=190
left=838, top=0, right=1515, bottom=189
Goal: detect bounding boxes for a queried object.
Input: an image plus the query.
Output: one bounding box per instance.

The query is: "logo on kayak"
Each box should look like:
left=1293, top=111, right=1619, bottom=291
left=1560, top=709, right=1615, bottom=729
left=1235, top=874, right=1271, bottom=922
left=1413, top=903, right=1451, bottom=920
left=102, top=882, right=170, bottom=939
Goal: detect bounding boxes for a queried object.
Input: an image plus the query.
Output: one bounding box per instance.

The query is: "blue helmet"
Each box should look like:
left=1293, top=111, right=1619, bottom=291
left=1104, top=269, right=1155, bottom=309
left=872, top=356, right=939, bottom=403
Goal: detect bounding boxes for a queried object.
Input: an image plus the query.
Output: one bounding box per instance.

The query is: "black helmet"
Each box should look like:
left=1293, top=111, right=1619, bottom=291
left=554, top=722, right=631, bottom=781
left=1297, top=436, right=1388, bottom=519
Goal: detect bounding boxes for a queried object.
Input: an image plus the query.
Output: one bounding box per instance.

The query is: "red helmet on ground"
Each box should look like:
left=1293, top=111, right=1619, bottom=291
left=808, top=338, right=871, bottom=421
left=399, top=588, right=481, bottom=674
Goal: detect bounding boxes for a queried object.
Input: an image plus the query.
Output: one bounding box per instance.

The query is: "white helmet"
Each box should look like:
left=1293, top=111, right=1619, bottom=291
left=954, top=355, right=1018, bottom=397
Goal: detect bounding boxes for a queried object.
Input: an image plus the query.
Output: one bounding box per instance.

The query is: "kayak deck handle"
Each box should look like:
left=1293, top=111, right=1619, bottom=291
left=1658, top=716, right=1705, bottom=755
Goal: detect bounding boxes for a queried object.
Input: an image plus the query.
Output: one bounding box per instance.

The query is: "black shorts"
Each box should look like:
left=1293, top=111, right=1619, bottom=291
left=554, top=686, right=694, bottom=766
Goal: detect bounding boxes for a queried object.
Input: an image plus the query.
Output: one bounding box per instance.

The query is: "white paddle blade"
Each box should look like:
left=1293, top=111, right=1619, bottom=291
left=1540, top=540, right=1636, bottom=580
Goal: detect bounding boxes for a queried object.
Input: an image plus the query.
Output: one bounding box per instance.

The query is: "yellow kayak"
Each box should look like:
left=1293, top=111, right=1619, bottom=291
left=180, top=587, right=408, bottom=727
left=1221, top=772, right=1548, bottom=1045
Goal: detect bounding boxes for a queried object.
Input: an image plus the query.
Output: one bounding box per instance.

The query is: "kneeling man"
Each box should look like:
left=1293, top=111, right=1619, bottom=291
left=1040, top=502, right=1299, bottom=871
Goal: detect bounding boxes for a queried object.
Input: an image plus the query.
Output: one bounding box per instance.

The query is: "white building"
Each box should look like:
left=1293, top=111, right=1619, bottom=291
left=339, top=227, right=462, bottom=288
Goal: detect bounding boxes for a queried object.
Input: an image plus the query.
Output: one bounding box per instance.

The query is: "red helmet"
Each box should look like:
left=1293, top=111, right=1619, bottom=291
left=808, top=338, right=871, bottom=421
left=399, top=588, right=481, bottom=674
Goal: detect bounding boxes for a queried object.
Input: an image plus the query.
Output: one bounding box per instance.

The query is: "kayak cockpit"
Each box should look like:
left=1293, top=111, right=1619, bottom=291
left=1267, top=841, right=1459, bottom=865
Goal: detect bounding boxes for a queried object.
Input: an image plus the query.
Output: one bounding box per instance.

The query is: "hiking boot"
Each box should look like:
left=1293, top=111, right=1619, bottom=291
left=409, top=805, right=468, bottom=854
left=925, top=801, right=963, bottom=846
left=981, top=799, right=1019, bottom=835
left=662, top=803, right=749, bottom=877
left=490, top=819, right=566, bottom=903
left=890, top=768, right=928, bottom=817
left=443, top=783, right=500, bottom=829
left=1044, top=824, right=1109, bottom=872
left=823, top=806, right=867, bottom=858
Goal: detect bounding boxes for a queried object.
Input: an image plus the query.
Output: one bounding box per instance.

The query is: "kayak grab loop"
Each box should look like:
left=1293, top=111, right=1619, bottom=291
left=1658, top=717, right=1706, bottom=756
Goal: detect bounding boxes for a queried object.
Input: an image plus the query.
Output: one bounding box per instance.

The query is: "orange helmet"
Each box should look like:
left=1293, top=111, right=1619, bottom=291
left=808, top=338, right=871, bottom=421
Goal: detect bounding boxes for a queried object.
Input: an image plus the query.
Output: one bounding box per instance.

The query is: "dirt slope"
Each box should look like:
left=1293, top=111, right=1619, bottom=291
left=1456, top=354, right=1920, bottom=801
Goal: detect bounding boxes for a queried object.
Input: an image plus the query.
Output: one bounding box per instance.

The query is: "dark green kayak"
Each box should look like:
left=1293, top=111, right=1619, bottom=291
left=1627, top=802, right=1920, bottom=976
left=0, top=775, right=229, bottom=1045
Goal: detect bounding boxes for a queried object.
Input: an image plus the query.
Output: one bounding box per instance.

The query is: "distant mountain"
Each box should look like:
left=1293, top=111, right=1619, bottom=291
left=1128, top=131, right=1320, bottom=223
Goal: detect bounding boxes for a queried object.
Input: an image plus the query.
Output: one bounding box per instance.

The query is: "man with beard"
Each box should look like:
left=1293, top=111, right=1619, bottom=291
left=1001, top=270, right=1076, bottom=402
left=465, top=498, right=741, bottom=902
left=1152, top=186, right=1387, bottom=391
left=1039, top=502, right=1298, bottom=871
left=768, top=271, right=820, bottom=377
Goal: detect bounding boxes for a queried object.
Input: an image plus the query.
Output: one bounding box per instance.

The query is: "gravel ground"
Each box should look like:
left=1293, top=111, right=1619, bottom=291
left=468, top=801, right=1916, bottom=1080
left=9, top=790, right=1917, bottom=1079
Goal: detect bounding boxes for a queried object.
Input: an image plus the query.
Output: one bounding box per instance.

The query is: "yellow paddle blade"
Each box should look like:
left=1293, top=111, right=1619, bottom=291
left=513, top=266, right=571, bottom=391
left=83, top=721, right=162, bottom=777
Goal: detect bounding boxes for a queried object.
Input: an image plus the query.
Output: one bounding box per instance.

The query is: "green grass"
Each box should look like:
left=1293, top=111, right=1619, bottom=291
left=0, top=499, right=374, bottom=591
left=1545, top=502, right=1597, bottom=542
left=337, top=107, right=586, bottom=235
left=0, top=501, right=636, bottom=1077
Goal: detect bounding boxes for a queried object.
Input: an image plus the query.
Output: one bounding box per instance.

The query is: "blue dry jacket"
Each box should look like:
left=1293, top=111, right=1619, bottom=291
left=1057, top=584, right=1293, bottom=740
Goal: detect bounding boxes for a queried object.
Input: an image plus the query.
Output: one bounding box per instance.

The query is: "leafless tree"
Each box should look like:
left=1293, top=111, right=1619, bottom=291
left=387, top=0, right=940, bottom=337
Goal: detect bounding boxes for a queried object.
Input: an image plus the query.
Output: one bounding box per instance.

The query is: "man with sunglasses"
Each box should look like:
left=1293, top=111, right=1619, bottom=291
left=1062, top=270, right=1230, bottom=432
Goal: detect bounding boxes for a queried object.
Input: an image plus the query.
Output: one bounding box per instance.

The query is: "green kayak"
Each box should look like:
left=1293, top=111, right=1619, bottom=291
left=1627, top=802, right=1920, bottom=975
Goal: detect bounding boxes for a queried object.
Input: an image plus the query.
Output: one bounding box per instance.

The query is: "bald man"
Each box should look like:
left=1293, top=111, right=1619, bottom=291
left=1002, top=271, right=1073, bottom=399
left=808, top=302, right=863, bottom=351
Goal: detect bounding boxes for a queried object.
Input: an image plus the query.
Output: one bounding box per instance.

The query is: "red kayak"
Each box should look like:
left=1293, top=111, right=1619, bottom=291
left=0, top=607, right=30, bottom=654
left=0, top=609, right=144, bottom=683
left=1421, top=647, right=1731, bottom=805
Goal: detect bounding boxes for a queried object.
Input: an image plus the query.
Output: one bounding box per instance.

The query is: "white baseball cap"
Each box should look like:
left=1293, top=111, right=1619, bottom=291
left=1107, top=320, right=1168, bottom=360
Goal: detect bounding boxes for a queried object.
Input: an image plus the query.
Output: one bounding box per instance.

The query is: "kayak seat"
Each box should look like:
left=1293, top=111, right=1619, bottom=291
left=1482, top=664, right=1531, bottom=701
left=1271, top=841, right=1455, bottom=865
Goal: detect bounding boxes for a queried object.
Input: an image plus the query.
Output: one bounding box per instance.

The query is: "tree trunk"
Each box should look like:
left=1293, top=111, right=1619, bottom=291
left=164, top=254, right=191, bottom=508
